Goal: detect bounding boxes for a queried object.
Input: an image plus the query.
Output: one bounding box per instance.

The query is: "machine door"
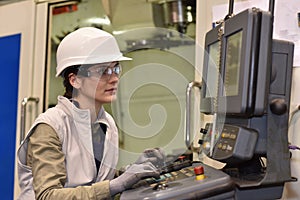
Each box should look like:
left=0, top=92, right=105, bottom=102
left=0, top=0, right=47, bottom=198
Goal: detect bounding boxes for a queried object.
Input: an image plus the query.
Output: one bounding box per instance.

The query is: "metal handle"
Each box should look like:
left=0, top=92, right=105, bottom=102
left=185, top=81, right=201, bottom=149
left=20, top=97, right=39, bottom=144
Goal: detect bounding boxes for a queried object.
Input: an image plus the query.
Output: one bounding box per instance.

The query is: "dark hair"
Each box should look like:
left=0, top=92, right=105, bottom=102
left=62, top=65, right=80, bottom=99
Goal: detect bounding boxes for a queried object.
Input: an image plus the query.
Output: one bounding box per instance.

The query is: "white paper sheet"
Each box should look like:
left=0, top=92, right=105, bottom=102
left=212, top=0, right=300, bottom=66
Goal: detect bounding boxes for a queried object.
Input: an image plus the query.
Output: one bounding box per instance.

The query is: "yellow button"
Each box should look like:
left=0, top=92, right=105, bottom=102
left=195, top=174, right=205, bottom=180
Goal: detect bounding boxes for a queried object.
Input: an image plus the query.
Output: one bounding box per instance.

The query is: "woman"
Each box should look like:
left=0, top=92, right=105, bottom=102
left=17, top=27, right=164, bottom=200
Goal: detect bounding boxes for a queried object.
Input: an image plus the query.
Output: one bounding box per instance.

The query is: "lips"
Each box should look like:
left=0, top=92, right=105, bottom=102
left=105, top=88, right=117, bottom=93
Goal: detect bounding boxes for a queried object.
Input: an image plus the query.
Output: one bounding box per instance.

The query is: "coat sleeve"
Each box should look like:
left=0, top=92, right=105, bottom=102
left=27, top=123, right=112, bottom=200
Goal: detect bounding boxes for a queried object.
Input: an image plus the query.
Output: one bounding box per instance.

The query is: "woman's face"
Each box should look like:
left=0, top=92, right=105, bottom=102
left=71, top=62, right=121, bottom=109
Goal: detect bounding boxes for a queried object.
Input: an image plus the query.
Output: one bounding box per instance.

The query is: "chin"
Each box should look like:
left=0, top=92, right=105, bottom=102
left=103, top=96, right=117, bottom=103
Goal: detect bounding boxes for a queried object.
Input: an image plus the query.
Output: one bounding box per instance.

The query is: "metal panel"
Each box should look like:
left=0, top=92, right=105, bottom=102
left=0, top=33, right=21, bottom=200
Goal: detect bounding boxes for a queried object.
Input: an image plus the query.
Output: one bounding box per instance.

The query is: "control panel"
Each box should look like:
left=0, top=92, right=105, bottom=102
left=201, top=123, right=258, bottom=164
left=120, top=162, right=234, bottom=200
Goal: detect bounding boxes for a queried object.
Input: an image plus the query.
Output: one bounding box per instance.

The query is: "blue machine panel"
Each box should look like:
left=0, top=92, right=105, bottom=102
left=0, top=33, right=21, bottom=199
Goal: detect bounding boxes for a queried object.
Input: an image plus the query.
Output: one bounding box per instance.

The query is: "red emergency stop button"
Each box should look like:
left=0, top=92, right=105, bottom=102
left=194, top=166, right=205, bottom=180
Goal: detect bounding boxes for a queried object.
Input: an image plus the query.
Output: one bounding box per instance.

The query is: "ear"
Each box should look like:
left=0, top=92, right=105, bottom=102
left=69, top=73, right=82, bottom=89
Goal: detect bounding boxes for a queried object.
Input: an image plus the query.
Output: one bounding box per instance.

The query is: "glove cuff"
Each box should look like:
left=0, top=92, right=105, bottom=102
left=109, top=179, right=125, bottom=196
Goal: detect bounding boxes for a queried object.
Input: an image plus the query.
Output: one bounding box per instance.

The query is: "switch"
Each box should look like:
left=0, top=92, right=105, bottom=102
left=198, top=139, right=204, bottom=145
left=194, top=166, right=205, bottom=180
left=178, top=155, right=186, bottom=162
left=200, top=128, right=208, bottom=134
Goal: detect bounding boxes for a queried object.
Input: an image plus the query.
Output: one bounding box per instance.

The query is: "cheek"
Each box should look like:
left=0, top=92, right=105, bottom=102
left=95, top=82, right=106, bottom=93
left=94, top=83, right=109, bottom=98
left=81, top=79, right=101, bottom=96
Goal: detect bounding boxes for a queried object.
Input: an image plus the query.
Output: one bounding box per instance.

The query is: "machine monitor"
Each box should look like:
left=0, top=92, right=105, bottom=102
left=200, top=8, right=272, bottom=117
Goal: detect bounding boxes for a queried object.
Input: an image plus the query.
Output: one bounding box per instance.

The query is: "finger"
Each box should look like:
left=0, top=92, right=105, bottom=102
left=142, top=171, right=160, bottom=179
left=144, top=148, right=165, bottom=160
left=140, top=162, right=160, bottom=178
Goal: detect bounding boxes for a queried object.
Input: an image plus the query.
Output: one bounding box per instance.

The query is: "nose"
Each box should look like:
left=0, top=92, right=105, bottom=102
left=108, top=73, right=119, bottom=83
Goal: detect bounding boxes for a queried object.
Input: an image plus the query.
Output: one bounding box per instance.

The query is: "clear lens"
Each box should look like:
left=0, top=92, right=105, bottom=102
left=87, top=63, right=122, bottom=79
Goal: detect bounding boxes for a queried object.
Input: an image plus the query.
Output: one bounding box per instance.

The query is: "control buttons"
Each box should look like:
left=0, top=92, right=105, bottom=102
left=229, top=133, right=236, bottom=140
left=217, top=129, right=237, bottom=154
left=198, top=139, right=204, bottom=145
left=221, top=132, right=237, bottom=140
left=170, top=171, right=178, bottom=176
left=221, top=132, right=230, bottom=138
left=223, top=144, right=228, bottom=150
left=217, top=143, right=233, bottom=152
left=178, top=156, right=186, bottom=162
left=194, top=166, right=205, bottom=180
left=153, top=182, right=168, bottom=191
left=217, top=143, right=223, bottom=149
left=226, top=145, right=233, bottom=151
left=200, top=128, right=208, bottom=134
left=164, top=173, right=172, bottom=178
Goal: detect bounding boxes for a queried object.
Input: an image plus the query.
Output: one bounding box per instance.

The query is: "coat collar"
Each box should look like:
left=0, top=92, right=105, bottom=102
left=57, top=96, right=110, bottom=127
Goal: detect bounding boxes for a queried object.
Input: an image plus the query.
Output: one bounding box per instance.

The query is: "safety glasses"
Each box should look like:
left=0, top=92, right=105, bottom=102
left=78, top=62, right=122, bottom=80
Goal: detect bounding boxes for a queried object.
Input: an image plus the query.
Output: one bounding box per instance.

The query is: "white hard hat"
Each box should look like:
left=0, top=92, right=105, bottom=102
left=56, top=27, right=131, bottom=77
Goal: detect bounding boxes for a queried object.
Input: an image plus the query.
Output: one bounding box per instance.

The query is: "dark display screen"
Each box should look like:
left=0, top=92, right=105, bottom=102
left=224, top=30, right=243, bottom=97
left=205, top=41, right=220, bottom=98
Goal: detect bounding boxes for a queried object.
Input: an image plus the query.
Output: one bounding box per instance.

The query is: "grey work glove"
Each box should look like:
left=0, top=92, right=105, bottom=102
left=135, top=148, right=166, bottom=169
left=110, top=162, right=160, bottom=196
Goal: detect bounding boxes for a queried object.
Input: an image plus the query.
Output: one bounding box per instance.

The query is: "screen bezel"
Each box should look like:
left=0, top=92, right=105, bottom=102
left=200, top=26, right=222, bottom=114
left=200, top=8, right=268, bottom=116
left=218, top=9, right=259, bottom=115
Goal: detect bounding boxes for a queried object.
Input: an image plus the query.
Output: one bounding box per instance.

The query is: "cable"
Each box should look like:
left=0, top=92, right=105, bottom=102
left=289, top=145, right=300, bottom=151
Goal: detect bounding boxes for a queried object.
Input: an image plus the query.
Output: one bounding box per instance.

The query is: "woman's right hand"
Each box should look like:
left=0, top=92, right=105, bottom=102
left=109, top=162, right=160, bottom=196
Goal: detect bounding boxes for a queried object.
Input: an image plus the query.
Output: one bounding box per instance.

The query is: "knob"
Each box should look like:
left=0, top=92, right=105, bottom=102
left=270, top=98, right=287, bottom=115
left=194, top=166, right=205, bottom=180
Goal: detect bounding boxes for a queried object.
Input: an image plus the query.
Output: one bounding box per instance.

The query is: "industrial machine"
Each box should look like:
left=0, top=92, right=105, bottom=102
left=121, top=0, right=295, bottom=199
left=199, top=2, right=295, bottom=199
left=1, top=0, right=296, bottom=199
